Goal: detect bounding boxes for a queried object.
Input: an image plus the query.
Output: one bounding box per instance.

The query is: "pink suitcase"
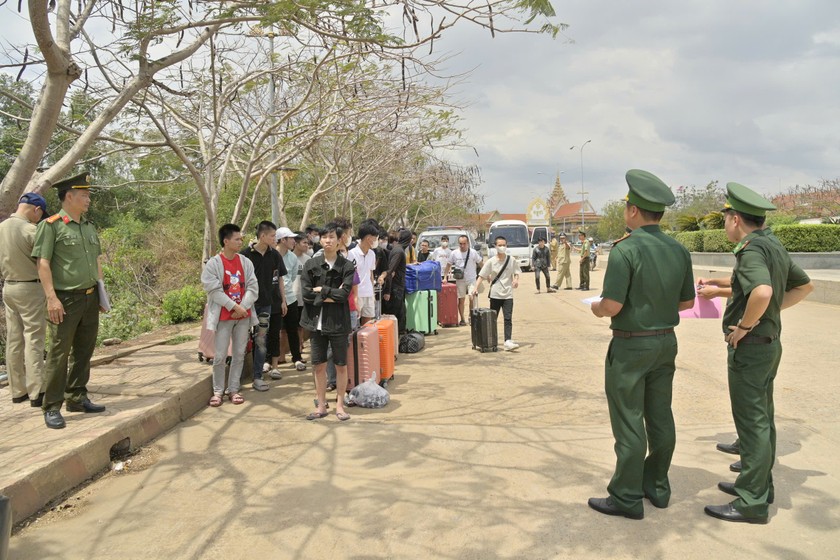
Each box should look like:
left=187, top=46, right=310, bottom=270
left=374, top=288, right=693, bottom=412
left=438, top=282, right=459, bottom=327
left=197, top=304, right=252, bottom=364
left=346, top=324, right=381, bottom=389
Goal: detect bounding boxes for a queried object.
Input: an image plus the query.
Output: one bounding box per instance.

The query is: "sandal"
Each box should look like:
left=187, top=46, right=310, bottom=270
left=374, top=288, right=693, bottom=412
left=209, top=394, right=223, bottom=407
left=306, top=411, right=328, bottom=420
left=229, top=392, right=245, bottom=405
left=336, top=411, right=351, bottom=422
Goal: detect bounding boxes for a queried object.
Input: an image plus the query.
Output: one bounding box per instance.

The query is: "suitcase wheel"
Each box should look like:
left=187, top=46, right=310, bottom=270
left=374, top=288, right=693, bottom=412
left=198, top=352, right=204, bottom=363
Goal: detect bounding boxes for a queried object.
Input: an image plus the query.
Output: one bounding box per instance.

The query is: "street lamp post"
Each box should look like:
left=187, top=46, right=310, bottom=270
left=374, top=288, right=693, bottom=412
left=570, top=140, right=591, bottom=232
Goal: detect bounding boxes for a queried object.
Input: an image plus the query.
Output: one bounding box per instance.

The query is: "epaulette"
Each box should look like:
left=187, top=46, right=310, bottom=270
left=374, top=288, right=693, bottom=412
left=734, top=239, right=751, bottom=254
left=45, top=214, right=61, bottom=224
left=612, top=232, right=631, bottom=245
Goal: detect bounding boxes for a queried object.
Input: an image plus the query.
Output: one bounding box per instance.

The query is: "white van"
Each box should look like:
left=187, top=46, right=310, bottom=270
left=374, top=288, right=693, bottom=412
left=488, top=219, right=531, bottom=271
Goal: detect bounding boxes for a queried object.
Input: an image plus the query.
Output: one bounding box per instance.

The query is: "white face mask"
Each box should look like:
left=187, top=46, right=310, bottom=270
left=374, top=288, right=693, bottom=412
left=441, top=242, right=448, bottom=248
left=496, top=245, right=507, bottom=254
left=311, top=235, right=320, bottom=244
left=371, top=239, right=380, bottom=249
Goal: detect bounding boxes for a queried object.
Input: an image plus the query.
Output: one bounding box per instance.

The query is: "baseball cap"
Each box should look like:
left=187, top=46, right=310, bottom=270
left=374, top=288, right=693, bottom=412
left=19, top=192, right=48, bottom=220
left=275, top=226, right=302, bottom=241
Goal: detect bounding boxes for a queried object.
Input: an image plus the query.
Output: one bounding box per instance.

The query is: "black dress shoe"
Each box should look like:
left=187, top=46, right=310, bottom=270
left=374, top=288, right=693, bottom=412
left=704, top=504, right=768, bottom=524
left=66, top=398, right=106, bottom=413
left=30, top=392, right=45, bottom=408
left=587, top=497, right=643, bottom=520
left=716, top=440, right=740, bottom=455
left=730, top=460, right=742, bottom=473
left=718, top=481, right=773, bottom=504
left=44, top=410, right=66, bottom=429
left=12, top=394, right=29, bottom=404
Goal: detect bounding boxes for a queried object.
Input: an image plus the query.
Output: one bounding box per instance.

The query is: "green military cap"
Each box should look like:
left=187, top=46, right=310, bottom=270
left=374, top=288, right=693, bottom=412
left=624, top=169, right=675, bottom=212
left=52, top=172, right=92, bottom=196
left=722, top=182, right=776, bottom=217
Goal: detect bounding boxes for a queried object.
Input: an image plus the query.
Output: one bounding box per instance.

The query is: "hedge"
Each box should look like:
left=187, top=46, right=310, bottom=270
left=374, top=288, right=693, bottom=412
left=674, top=231, right=703, bottom=252
left=669, top=224, right=840, bottom=253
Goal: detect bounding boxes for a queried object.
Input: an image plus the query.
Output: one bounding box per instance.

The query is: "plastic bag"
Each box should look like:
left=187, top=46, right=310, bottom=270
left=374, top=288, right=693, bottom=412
left=348, top=376, right=390, bottom=408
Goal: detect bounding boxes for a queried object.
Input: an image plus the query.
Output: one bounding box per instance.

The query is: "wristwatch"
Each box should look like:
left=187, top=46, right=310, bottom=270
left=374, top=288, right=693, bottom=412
left=736, top=319, right=757, bottom=332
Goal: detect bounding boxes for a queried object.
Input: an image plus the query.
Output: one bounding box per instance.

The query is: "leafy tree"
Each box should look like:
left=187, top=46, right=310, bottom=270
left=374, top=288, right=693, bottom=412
left=597, top=200, right=627, bottom=241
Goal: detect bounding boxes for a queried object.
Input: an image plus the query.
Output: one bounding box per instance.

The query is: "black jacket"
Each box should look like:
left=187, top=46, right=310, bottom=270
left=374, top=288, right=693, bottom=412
left=299, top=253, right=354, bottom=335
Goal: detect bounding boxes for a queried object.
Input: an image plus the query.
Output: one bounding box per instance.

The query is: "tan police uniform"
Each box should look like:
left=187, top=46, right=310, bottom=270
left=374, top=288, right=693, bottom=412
left=0, top=212, right=46, bottom=403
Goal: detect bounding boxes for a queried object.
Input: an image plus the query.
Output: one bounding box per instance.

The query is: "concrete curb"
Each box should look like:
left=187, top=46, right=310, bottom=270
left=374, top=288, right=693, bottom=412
left=2, top=330, right=211, bottom=525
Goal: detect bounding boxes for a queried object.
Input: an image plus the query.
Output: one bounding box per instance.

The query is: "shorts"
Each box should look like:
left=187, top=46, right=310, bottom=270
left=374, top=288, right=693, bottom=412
left=309, top=331, right=349, bottom=366
left=456, top=279, right=475, bottom=298
left=358, top=295, right=375, bottom=317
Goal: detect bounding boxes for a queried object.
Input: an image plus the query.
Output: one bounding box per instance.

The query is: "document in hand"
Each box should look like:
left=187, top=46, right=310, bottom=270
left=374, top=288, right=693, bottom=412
left=678, top=295, right=721, bottom=319
left=97, top=280, right=112, bottom=312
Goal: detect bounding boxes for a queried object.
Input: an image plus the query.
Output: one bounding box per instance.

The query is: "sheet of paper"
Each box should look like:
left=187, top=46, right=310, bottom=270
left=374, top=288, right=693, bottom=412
left=97, top=280, right=112, bottom=312
left=581, top=296, right=602, bottom=305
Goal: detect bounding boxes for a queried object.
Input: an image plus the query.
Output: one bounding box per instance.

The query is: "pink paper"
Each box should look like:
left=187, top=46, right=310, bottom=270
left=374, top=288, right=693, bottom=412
left=679, top=296, right=722, bottom=319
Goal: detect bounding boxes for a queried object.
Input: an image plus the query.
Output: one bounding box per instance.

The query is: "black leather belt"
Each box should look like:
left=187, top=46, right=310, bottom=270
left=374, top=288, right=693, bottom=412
left=612, top=328, right=674, bottom=338
left=5, top=279, right=40, bottom=283
left=57, top=286, right=96, bottom=295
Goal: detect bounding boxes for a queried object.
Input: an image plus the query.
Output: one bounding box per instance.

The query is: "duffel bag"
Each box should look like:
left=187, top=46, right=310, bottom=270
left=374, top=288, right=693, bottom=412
left=399, top=332, right=425, bottom=354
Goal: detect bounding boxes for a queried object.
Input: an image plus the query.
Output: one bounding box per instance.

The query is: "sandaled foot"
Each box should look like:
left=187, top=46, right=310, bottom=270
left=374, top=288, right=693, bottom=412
left=336, top=411, right=351, bottom=422
left=209, top=394, right=223, bottom=407
left=229, top=392, right=245, bottom=405
left=306, top=411, right=328, bottom=420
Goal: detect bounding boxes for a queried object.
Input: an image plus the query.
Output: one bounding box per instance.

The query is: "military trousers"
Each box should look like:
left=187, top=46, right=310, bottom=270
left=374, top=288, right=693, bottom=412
left=2, top=282, right=46, bottom=400
left=43, top=290, right=100, bottom=412
left=727, top=339, right=782, bottom=519
left=579, top=260, right=590, bottom=289
left=605, top=333, right=678, bottom=515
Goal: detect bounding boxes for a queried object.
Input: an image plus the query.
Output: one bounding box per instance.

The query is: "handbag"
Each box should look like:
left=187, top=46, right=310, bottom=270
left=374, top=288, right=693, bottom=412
left=452, top=247, right=469, bottom=280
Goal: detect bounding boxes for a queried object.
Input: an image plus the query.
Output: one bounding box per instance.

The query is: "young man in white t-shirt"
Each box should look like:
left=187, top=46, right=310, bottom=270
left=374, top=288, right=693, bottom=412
left=431, top=235, right=452, bottom=278
left=348, top=221, right=379, bottom=324
left=444, top=234, right=483, bottom=326
left=472, top=236, right=521, bottom=351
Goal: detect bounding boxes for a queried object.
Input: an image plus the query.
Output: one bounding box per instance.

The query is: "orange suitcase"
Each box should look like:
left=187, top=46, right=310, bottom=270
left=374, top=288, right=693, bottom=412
left=374, top=317, right=396, bottom=383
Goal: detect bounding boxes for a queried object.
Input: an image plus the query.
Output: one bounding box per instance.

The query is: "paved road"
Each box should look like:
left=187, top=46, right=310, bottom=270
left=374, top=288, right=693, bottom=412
left=8, top=268, right=840, bottom=559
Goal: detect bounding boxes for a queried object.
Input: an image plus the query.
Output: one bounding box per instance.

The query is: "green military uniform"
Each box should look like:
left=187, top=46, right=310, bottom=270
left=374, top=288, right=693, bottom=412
left=720, top=183, right=810, bottom=520
left=31, top=174, right=102, bottom=413
left=579, top=236, right=591, bottom=289
left=598, top=170, right=695, bottom=516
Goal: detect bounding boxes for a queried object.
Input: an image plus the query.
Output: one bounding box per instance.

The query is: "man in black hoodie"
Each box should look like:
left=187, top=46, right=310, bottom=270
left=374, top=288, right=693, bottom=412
left=383, top=228, right=410, bottom=333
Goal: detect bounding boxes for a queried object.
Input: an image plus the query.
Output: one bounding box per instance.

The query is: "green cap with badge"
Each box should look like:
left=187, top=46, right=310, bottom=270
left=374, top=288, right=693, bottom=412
left=624, top=169, right=675, bottom=212
left=52, top=172, right=92, bottom=197
left=722, top=182, right=776, bottom=217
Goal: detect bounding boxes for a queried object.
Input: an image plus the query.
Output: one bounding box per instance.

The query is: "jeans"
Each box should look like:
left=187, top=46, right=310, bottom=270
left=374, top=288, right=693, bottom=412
left=489, top=297, right=514, bottom=341
left=212, top=318, right=250, bottom=395
left=534, top=267, right=550, bottom=291
left=252, top=305, right=272, bottom=379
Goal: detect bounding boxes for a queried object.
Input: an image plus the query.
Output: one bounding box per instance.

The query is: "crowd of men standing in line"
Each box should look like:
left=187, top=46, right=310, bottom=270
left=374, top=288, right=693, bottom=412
left=0, top=168, right=817, bottom=527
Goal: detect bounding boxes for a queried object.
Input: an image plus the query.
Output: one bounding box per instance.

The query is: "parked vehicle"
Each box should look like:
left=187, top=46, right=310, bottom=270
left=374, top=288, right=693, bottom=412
left=487, top=219, right=531, bottom=271
left=415, top=228, right=476, bottom=253
left=529, top=226, right=553, bottom=245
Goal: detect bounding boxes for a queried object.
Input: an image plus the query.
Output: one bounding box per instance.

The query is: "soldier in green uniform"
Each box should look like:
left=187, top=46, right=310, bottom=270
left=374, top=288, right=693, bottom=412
left=31, top=172, right=106, bottom=430
left=577, top=231, right=590, bottom=290
left=588, top=169, right=695, bottom=520
left=703, top=183, right=813, bottom=524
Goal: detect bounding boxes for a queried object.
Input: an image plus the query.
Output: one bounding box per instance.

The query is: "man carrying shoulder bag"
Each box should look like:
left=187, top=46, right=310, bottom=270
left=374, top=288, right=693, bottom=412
left=472, top=236, right=521, bottom=351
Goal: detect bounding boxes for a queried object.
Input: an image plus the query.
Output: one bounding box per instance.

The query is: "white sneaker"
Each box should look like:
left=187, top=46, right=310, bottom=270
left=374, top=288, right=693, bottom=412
left=262, top=363, right=270, bottom=373
left=269, top=369, right=283, bottom=380
left=294, top=361, right=306, bottom=371
left=253, top=378, right=270, bottom=391
left=503, top=340, right=519, bottom=351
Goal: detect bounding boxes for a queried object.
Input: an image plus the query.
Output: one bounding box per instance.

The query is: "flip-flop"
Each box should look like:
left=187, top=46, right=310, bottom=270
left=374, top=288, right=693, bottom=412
left=336, top=411, right=351, bottom=422
left=306, top=411, right=328, bottom=420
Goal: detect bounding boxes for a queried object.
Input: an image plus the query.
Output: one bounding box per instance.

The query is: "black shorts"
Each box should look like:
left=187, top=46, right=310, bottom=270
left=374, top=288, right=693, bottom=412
left=309, top=330, right=349, bottom=366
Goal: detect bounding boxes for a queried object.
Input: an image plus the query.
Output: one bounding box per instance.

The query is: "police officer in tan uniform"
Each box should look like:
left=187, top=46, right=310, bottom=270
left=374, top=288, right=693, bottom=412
left=32, top=172, right=106, bottom=429
left=0, top=192, right=48, bottom=406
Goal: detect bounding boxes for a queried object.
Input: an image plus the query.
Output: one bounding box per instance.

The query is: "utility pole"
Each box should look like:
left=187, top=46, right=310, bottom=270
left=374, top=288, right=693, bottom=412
left=570, top=140, right=591, bottom=232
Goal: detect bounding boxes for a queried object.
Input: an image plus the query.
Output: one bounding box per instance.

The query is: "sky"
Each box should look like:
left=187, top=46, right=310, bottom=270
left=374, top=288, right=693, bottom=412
left=2, top=1, right=839, bottom=217
left=431, top=0, right=840, bottom=214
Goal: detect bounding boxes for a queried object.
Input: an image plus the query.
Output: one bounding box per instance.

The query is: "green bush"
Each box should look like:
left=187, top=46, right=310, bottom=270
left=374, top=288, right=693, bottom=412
left=98, top=296, right=157, bottom=344
left=702, top=230, right=736, bottom=253
left=162, top=285, right=206, bottom=324
left=771, top=224, right=840, bottom=252
left=675, top=231, right=703, bottom=252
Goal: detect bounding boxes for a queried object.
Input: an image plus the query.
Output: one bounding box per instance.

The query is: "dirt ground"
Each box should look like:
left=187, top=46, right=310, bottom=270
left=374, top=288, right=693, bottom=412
left=9, top=272, right=840, bottom=559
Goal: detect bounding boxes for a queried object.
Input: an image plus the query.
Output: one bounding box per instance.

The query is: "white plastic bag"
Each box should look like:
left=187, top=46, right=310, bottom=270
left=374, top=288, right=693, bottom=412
left=348, top=376, right=390, bottom=408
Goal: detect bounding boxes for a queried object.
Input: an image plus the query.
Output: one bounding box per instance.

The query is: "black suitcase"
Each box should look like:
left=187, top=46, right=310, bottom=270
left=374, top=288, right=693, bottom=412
left=471, top=306, right=498, bottom=352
